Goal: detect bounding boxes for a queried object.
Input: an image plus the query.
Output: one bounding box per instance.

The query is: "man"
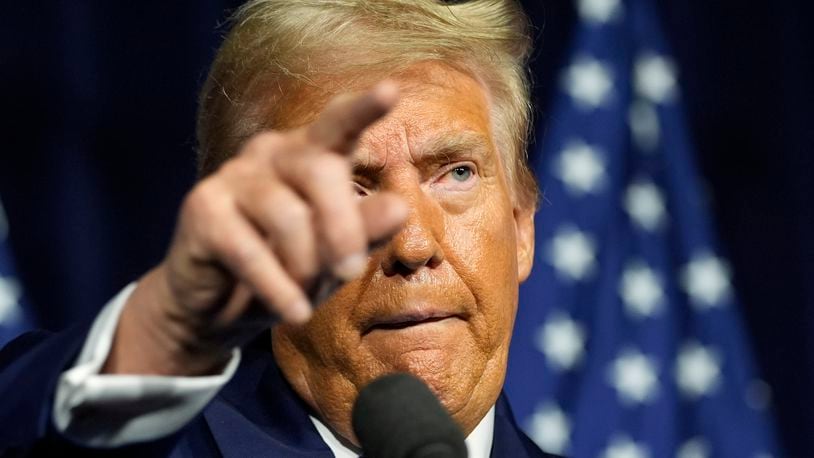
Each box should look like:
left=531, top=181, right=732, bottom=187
left=0, top=0, right=552, bottom=456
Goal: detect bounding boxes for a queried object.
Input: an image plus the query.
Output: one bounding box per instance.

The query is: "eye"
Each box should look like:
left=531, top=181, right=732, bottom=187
left=435, top=163, right=478, bottom=192
left=448, top=165, right=473, bottom=182
left=353, top=181, right=371, bottom=197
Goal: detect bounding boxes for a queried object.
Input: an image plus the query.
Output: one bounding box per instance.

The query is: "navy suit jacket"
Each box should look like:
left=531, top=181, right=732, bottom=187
left=0, top=325, right=556, bottom=457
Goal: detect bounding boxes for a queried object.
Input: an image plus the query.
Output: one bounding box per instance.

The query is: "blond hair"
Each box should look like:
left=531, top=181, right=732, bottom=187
left=196, top=0, right=538, bottom=209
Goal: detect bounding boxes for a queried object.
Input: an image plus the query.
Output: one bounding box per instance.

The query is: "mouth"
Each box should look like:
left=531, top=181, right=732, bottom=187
left=361, top=312, right=466, bottom=336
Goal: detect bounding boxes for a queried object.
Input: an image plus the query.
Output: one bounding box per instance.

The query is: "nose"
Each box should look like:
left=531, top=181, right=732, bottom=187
left=380, top=191, right=445, bottom=276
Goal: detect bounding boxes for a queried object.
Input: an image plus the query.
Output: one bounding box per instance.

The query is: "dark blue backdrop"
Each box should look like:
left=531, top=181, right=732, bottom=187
left=0, top=1, right=811, bottom=455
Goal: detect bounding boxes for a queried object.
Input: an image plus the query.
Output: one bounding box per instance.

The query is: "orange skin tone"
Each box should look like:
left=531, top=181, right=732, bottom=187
left=273, top=62, right=536, bottom=443
left=104, top=61, right=535, bottom=448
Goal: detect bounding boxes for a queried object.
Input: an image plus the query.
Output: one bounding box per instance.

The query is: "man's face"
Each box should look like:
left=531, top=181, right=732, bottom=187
left=273, top=62, right=535, bottom=441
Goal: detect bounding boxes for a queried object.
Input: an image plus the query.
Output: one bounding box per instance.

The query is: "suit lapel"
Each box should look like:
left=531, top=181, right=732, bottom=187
left=491, top=393, right=557, bottom=458
left=202, top=333, right=554, bottom=458
left=203, top=332, right=333, bottom=458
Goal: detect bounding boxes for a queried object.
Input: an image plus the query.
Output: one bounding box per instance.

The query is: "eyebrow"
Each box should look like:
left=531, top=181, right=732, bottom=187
left=351, top=131, right=493, bottom=178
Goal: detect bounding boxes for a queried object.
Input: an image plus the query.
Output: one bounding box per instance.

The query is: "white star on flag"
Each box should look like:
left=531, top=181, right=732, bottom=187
left=546, top=227, right=598, bottom=281
left=677, top=437, right=711, bottom=458
left=0, top=276, right=23, bottom=324
left=676, top=342, right=722, bottom=399
left=608, top=349, right=660, bottom=404
left=536, top=314, right=586, bottom=370
left=628, top=100, right=661, bottom=152
left=680, top=253, right=732, bottom=309
left=528, top=403, right=571, bottom=455
left=602, top=435, right=651, bottom=458
left=624, top=181, right=667, bottom=231
left=619, top=262, right=665, bottom=318
left=514, top=0, right=780, bottom=453
left=562, top=57, right=614, bottom=109
left=577, top=0, right=623, bottom=24
left=555, top=140, right=607, bottom=195
left=634, top=53, right=678, bottom=104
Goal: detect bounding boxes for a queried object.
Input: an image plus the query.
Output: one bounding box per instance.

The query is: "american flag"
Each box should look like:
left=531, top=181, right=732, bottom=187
left=0, top=197, right=32, bottom=347
left=505, top=0, right=781, bottom=456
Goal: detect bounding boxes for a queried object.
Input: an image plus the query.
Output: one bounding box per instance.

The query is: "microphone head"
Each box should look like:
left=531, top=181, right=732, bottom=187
left=352, top=373, right=468, bottom=458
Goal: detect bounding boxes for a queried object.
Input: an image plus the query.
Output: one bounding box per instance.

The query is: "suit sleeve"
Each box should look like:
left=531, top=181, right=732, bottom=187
left=0, top=284, right=240, bottom=455
left=0, top=322, right=90, bottom=452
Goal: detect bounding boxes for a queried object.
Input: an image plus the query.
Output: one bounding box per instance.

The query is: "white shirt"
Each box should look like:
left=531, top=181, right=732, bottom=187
left=52, top=285, right=495, bottom=456
left=309, top=408, right=494, bottom=458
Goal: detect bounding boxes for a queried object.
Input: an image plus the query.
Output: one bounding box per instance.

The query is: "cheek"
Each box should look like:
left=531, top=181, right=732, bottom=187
left=446, top=193, right=519, bottom=340
left=453, top=178, right=517, bottom=269
left=287, top=285, right=363, bottom=368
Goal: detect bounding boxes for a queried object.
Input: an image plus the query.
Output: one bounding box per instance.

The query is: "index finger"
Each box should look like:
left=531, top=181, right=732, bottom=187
left=307, top=81, right=399, bottom=154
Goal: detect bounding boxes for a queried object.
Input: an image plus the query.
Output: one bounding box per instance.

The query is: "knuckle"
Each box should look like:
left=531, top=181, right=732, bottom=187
left=220, top=156, right=255, bottom=178
left=184, top=180, right=225, bottom=221
left=242, top=131, right=285, bottom=157
left=243, top=180, right=276, bottom=204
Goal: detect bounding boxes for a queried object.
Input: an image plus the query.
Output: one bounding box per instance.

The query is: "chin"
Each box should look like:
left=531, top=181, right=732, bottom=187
left=362, top=325, right=489, bottom=418
left=397, top=347, right=506, bottom=437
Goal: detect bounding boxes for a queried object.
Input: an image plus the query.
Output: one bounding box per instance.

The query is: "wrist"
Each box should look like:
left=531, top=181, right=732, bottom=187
left=102, top=267, right=232, bottom=376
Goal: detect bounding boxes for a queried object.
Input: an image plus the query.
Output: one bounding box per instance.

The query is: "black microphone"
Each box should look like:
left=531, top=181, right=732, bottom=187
left=352, top=373, right=468, bottom=458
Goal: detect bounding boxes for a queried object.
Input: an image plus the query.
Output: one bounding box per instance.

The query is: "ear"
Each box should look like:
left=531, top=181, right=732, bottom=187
left=513, top=205, right=535, bottom=283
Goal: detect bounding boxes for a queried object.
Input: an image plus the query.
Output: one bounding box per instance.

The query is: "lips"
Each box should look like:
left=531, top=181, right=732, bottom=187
left=352, top=273, right=475, bottom=338
left=361, top=311, right=465, bottom=335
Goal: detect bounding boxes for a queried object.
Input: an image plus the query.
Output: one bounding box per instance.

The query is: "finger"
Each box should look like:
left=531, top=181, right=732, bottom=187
left=307, top=81, right=399, bottom=154
left=206, top=205, right=312, bottom=324
left=305, top=194, right=407, bottom=305
left=235, top=182, right=319, bottom=287
left=273, top=149, right=368, bottom=280
left=215, top=285, right=268, bottom=332
left=359, top=193, right=409, bottom=245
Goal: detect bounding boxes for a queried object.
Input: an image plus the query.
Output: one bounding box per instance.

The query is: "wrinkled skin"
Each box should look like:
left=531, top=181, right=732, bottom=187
left=273, top=62, right=536, bottom=443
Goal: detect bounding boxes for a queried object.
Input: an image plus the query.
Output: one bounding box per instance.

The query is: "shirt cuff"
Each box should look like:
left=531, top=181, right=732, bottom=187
left=52, top=283, right=241, bottom=448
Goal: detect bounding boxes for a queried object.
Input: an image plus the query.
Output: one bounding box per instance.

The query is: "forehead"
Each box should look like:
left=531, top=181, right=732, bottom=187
left=355, top=62, right=496, bottom=164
